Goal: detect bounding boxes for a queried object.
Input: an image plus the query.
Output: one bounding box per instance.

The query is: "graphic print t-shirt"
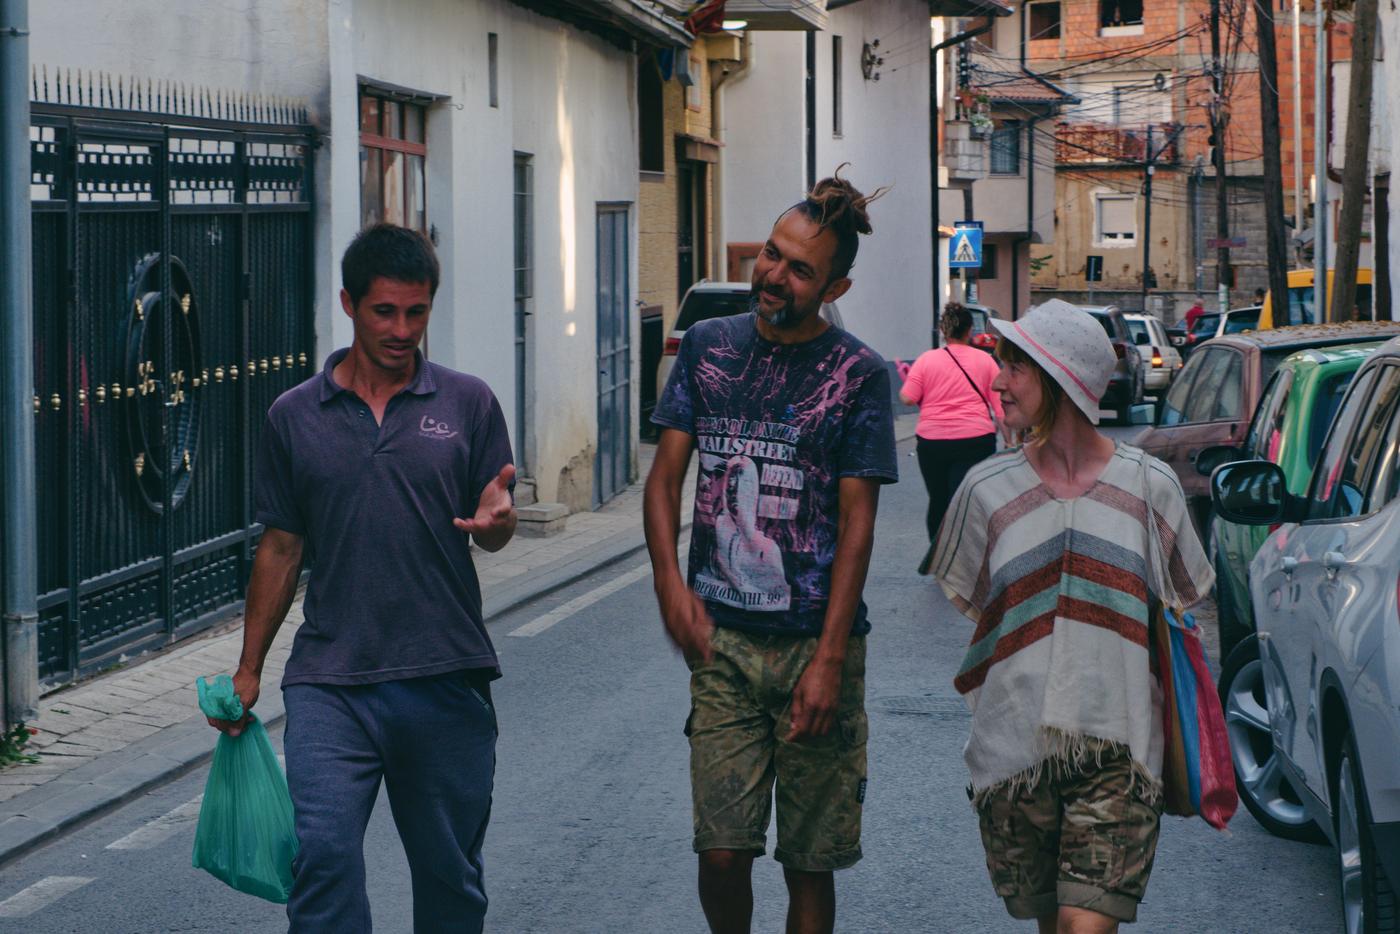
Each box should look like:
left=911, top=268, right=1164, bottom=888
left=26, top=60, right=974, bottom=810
left=651, top=313, right=898, bottom=636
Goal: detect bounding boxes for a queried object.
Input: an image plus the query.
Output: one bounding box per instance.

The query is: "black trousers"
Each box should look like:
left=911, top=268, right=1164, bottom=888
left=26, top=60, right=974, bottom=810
left=916, top=434, right=997, bottom=543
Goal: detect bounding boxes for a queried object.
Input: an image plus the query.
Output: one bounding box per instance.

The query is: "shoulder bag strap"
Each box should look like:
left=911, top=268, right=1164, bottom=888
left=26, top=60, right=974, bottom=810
left=944, top=347, right=997, bottom=425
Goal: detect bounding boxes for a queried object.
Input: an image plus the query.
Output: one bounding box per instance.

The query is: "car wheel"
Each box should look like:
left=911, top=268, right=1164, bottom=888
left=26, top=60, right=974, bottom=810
left=1336, top=728, right=1398, bottom=933
left=1218, top=636, right=1325, bottom=843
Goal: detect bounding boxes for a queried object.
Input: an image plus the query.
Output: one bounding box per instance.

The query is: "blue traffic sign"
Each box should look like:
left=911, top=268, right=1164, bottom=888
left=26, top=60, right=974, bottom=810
left=948, top=226, right=982, bottom=268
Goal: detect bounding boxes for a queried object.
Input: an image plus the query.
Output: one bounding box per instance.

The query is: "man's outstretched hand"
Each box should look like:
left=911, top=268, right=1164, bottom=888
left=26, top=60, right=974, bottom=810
left=454, top=464, right=518, bottom=551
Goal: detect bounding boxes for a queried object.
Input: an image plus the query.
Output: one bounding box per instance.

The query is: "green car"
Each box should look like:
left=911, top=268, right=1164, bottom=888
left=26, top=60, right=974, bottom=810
left=1199, top=343, right=1381, bottom=659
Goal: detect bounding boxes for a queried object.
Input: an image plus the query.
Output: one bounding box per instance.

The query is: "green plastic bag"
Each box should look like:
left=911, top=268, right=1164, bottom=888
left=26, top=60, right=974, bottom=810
left=191, top=674, right=298, bottom=903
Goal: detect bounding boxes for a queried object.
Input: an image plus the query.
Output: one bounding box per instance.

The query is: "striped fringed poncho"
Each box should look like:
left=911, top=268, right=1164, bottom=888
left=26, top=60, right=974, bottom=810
left=931, top=443, right=1213, bottom=804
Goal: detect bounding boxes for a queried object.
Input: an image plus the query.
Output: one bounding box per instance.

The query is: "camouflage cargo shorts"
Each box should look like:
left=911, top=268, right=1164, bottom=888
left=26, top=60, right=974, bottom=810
left=685, top=626, right=867, bottom=872
left=975, top=739, right=1164, bottom=923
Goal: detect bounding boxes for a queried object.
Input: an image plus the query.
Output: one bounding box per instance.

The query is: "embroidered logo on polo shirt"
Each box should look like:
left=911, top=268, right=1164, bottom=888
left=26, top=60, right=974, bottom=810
left=419, top=416, right=459, bottom=440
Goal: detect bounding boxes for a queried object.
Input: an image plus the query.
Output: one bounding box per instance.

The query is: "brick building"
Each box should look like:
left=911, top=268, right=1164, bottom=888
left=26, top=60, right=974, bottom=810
left=1003, top=0, right=1364, bottom=320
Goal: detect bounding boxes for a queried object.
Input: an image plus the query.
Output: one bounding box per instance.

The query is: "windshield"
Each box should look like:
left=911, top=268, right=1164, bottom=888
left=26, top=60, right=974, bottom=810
left=1191, top=314, right=1220, bottom=337
left=1224, top=308, right=1261, bottom=333
left=1308, top=373, right=1356, bottom=466
left=675, top=291, right=751, bottom=331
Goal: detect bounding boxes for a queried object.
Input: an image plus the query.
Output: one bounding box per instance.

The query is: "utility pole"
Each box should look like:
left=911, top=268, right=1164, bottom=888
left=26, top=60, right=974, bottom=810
left=0, top=0, right=38, bottom=727
left=1141, top=124, right=1185, bottom=313
left=1330, top=0, right=1378, bottom=323
left=1314, top=0, right=1329, bottom=321
left=1291, top=0, right=1306, bottom=229
left=1142, top=124, right=1155, bottom=312
left=1210, top=0, right=1232, bottom=313
left=1255, top=0, right=1291, bottom=316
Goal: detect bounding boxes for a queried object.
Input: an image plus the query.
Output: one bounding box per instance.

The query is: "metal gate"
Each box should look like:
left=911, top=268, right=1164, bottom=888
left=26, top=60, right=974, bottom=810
left=29, top=81, right=315, bottom=687
left=595, top=205, right=631, bottom=505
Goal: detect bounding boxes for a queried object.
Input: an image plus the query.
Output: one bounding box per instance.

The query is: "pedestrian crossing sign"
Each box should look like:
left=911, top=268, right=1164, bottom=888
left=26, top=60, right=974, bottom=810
left=948, top=227, right=982, bottom=268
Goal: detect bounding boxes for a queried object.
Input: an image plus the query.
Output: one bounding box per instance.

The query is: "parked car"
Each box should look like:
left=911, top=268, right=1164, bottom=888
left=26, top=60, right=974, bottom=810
left=1167, top=305, right=1262, bottom=359
left=1123, top=312, right=1183, bottom=397
left=964, top=303, right=1000, bottom=353
left=1211, top=338, right=1400, bottom=930
left=1259, top=267, right=1374, bottom=329
left=657, top=280, right=844, bottom=391
left=1193, top=342, right=1380, bottom=662
left=1080, top=304, right=1145, bottom=423
left=1136, top=322, right=1400, bottom=537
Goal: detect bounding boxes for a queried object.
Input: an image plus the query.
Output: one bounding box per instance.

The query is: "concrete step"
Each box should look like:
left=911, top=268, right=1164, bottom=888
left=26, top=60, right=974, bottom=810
left=516, top=502, right=567, bottom=537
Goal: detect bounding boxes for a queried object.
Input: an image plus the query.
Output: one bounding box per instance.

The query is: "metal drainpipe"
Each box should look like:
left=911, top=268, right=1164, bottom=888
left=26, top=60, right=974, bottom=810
left=711, top=32, right=753, bottom=280
left=931, top=21, right=995, bottom=345
left=0, top=0, right=38, bottom=726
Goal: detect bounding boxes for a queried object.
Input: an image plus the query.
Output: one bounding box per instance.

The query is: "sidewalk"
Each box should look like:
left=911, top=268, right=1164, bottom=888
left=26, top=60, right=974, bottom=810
left=0, top=414, right=919, bottom=866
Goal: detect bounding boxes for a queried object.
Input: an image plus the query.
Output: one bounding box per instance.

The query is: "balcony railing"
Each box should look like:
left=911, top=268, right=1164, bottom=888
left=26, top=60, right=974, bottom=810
left=1055, top=122, right=1178, bottom=166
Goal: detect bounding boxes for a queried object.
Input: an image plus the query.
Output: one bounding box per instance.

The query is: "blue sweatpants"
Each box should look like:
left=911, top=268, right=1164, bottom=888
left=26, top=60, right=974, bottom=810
left=282, top=671, right=497, bottom=933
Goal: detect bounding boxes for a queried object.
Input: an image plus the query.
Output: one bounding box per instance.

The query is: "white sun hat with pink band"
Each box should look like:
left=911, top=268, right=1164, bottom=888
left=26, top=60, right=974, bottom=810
left=988, top=299, right=1117, bottom=425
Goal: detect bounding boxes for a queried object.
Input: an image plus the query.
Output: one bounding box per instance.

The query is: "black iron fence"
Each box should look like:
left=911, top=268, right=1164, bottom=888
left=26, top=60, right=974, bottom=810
left=29, top=73, right=316, bottom=687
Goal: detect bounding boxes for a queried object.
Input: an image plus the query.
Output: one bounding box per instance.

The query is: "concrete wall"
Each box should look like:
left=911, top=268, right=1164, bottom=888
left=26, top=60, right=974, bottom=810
left=343, top=0, right=641, bottom=509
left=724, top=0, right=933, bottom=361
left=817, top=0, right=933, bottom=359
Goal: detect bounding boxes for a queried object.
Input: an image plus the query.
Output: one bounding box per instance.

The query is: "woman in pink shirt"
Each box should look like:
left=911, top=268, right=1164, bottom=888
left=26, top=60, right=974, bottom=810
left=899, top=303, right=1004, bottom=572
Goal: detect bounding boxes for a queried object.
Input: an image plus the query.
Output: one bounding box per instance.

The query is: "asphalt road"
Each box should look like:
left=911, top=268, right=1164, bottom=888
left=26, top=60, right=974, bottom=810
left=0, top=430, right=1343, bottom=933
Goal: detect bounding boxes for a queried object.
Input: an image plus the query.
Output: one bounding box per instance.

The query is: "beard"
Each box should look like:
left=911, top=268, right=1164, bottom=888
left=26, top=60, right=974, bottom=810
left=749, top=285, right=821, bottom=330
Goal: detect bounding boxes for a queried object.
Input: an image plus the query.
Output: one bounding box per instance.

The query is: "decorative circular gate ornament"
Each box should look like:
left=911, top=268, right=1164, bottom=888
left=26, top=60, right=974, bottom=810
left=122, top=253, right=204, bottom=514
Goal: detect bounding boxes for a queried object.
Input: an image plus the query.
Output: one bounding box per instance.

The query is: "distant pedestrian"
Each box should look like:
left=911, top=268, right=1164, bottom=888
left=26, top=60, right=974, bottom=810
left=1183, top=299, right=1205, bottom=330
left=644, top=169, right=897, bottom=934
left=208, top=224, right=516, bottom=933
left=930, top=299, right=1213, bottom=931
left=1254, top=287, right=1266, bottom=305
left=900, top=302, right=1005, bottom=574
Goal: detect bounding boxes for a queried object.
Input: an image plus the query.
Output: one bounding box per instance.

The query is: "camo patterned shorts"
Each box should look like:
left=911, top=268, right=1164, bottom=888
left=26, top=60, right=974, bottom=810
left=685, top=626, right=867, bottom=872
left=975, top=740, right=1163, bottom=923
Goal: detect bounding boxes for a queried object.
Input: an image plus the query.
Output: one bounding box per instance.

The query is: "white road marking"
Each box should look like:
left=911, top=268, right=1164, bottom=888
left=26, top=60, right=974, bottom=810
left=105, top=795, right=203, bottom=851
left=0, top=876, right=94, bottom=917
left=508, top=563, right=654, bottom=637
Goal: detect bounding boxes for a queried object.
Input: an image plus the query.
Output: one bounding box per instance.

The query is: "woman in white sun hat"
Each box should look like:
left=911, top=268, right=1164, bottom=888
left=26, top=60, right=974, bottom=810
left=930, top=299, right=1213, bottom=932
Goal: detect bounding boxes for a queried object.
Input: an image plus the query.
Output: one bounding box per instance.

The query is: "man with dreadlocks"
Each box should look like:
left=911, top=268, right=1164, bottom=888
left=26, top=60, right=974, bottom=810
left=644, top=169, right=897, bottom=933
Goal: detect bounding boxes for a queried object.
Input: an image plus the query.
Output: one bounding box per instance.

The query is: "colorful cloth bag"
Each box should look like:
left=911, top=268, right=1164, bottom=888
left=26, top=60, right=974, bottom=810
left=1139, top=455, right=1238, bottom=831
left=1150, top=606, right=1238, bottom=830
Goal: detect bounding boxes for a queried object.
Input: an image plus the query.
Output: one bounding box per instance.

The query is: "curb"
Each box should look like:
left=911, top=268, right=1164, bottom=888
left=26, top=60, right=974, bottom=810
left=0, top=420, right=918, bottom=869
left=0, top=515, right=664, bottom=870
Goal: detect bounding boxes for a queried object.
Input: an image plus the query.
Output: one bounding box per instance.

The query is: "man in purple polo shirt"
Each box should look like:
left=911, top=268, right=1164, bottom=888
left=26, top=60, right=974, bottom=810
left=208, top=223, right=515, bottom=933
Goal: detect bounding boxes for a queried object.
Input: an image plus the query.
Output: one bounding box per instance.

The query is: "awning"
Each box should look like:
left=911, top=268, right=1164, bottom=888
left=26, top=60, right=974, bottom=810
left=929, top=0, right=1013, bottom=17
left=722, top=0, right=829, bottom=31
left=509, top=0, right=693, bottom=48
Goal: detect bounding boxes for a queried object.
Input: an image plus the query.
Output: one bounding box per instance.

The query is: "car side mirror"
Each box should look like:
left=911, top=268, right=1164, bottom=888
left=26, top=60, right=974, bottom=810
left=1195, top=444, right=1243, bottom=477
left=1134, top=332, right=1150, bottom=345
left=1211, top=460, right=1299, bottom=525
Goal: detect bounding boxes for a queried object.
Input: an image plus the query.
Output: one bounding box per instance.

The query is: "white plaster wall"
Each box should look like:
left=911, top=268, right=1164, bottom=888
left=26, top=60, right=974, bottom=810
left=505, top=5, right=640, bottom=507
left=29, top=0, right=329, bottom=110
left=343, top=0, right=639, bottom=507
left=720, top=33, right=808, bottom=249
left=722, top=1, right=933, bottom=361
left=817, top=0, right=933, bottom=360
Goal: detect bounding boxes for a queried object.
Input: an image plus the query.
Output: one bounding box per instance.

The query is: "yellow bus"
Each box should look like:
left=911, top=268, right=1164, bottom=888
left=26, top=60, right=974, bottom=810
left=1258, top=268, right=1374, bottom=329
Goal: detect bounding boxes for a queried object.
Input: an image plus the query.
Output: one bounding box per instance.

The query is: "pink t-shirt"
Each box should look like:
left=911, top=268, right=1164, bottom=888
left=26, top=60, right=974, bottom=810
left=901, top=345, right=1004, bottom=441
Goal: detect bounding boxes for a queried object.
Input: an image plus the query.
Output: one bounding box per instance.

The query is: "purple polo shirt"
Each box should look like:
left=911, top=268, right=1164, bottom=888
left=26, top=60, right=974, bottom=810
left=255, top=348, right=513, bottom=687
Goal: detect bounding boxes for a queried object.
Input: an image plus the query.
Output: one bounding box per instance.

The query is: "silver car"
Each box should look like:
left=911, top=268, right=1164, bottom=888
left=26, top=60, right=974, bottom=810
left=1212, top=336, right=1400, bottom=934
